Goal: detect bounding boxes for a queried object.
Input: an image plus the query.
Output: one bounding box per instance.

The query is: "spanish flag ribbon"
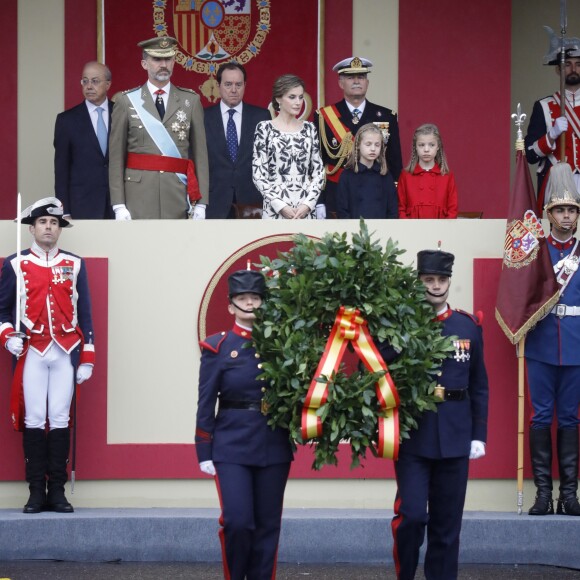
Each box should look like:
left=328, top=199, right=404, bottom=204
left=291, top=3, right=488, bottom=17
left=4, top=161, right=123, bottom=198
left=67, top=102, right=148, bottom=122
left=301, top=306, right=400, bottom=459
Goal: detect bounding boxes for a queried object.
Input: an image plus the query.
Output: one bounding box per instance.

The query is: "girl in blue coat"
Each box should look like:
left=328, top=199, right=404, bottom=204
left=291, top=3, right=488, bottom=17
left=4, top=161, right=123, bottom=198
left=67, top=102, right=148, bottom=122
left=336, top=122, right=398, bottom=219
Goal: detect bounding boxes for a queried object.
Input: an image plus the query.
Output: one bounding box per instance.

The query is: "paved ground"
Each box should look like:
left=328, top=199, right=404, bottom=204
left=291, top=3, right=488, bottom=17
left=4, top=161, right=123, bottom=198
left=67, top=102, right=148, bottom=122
left=0, top=562, right=579, bottom=579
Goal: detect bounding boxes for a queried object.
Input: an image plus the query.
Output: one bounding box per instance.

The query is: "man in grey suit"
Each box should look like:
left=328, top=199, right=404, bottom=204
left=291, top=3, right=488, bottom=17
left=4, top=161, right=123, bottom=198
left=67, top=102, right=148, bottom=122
left=204, top=62, right=270, bottom=219
left=54, top=62, right=114, bottom=219
left=108, top=36, right=209, bottom=219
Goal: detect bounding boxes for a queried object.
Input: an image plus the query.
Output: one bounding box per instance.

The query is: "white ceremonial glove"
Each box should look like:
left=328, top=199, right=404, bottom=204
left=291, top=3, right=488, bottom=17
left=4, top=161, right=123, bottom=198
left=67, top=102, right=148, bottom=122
left=469, top=440, right=486, bottom=460
left=315, top=204, right=327, bottom=220
left=192, top=204, right=206, bottom=220
left=548, top=116, right=568, bottom=141
left=76, top=364, right=93, bottom=384
left=199, top=460, right=216, bottom=476
left=113, top=204, right=132, bottom=221
left=6, top=336, right=23, bottom=356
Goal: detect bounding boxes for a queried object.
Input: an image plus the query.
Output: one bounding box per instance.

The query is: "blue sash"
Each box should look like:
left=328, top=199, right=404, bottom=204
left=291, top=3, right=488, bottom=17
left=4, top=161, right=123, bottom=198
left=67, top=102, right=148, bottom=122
left=126, top=88, right=188, bottom=188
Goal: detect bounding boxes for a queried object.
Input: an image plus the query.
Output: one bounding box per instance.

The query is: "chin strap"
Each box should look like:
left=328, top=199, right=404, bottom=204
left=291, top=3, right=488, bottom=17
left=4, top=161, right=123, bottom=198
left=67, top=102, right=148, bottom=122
left=547, top=210, right=580, bottom=233
left=229, top=299, right=255, bottom=315
left=426, top=290, right=448, bottom=298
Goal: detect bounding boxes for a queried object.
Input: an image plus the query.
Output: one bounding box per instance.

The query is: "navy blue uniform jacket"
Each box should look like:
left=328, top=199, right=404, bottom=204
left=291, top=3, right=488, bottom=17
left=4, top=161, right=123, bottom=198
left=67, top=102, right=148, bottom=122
left=195, top=325, right=293, bottom=466
left=336, top=162, right=398, bottom=218
left=401, top=308, right=489, bottom=459
left=316, top=99, right=403, bottom=182
left=54, top=101, right=114, bottom=219
left=204, top=103, right=271, bottom=218
left=526, top=236, right=580, bottom=366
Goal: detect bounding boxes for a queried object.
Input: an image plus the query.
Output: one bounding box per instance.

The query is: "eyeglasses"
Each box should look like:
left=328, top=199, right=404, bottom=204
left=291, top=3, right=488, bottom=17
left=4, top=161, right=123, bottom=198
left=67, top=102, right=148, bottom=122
left=81, top=78, right=106, bottom=87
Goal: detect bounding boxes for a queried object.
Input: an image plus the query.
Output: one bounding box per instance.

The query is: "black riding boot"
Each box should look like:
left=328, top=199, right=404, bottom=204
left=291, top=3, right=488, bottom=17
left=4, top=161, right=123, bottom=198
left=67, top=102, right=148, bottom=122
left=22, top=428, right=47, bottom=514
left=556, top=428, right=580, bottom=516
left=528, top=428, right=554, bottom=515
left=46, top=427, right=74, bottom=513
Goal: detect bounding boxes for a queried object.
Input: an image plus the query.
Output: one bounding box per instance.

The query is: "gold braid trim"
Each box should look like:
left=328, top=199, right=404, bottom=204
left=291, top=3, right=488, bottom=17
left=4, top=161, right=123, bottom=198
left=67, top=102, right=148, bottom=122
left=317, top=112, right=354, bottom=175
left=495, top=290, right=560, bottom=345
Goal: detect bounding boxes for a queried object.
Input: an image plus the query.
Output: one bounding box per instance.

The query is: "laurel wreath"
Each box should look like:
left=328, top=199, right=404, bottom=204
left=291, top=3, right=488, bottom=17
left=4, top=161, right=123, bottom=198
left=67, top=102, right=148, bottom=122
left=252, top=222, right=455, bottom=470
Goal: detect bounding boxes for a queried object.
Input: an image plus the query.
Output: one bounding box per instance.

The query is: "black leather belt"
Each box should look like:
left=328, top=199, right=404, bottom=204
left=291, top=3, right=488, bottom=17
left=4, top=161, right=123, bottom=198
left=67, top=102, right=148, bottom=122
left=434, top=386, right=468, bottom=401
left=444, top=389, right=468, bottom=401
left=219, top=399, right=262, bottom=412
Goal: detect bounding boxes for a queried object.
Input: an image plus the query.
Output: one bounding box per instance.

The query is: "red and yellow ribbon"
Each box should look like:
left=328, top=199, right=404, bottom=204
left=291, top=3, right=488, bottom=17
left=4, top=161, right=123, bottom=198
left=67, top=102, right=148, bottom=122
left=301, top=306, right=400, bottom=459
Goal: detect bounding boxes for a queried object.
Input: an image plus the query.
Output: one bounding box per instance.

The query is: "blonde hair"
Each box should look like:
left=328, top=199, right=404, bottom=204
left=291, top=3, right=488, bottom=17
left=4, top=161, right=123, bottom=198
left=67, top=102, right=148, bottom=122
left=406, top=123, right=450, bottom=174
left=345, top=123, right=388, bottom=175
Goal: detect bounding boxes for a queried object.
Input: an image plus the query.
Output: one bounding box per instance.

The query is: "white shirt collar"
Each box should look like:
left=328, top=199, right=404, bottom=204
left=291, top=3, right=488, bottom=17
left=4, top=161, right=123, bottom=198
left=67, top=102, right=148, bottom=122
left=85, top=99, right=109, bottom=113
left=220, top=101, right=243, bottom=116
left=147, top=80, right=171, bottom=99
left=345, top=99, right=366, bottom=114
left=31, top=241, right=59, bottom=260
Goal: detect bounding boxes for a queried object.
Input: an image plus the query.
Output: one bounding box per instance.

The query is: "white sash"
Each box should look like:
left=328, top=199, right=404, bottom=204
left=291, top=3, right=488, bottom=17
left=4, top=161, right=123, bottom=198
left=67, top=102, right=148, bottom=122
left=555, top=239, right=580, bottom=295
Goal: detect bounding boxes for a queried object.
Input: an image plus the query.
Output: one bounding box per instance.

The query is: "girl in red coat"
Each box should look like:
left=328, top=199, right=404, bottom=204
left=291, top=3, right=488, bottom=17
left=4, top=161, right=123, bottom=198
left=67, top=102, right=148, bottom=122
left=398, top=123, right=458, bottom=219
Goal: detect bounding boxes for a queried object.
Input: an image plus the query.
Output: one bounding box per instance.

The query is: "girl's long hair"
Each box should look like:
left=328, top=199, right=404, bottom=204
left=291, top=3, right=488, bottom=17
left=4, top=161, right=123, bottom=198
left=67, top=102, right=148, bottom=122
left=345, top=123, right=387, bottom=175
left=406, top=123, right=450, bottom=174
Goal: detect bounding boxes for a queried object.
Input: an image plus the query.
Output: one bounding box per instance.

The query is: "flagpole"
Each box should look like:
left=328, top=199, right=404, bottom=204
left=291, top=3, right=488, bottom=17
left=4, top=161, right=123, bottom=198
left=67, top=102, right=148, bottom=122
left=516, top=337, right=526, bottom=514
left=15, top=193, right=21, bottom=333
left=559, top=0, right=568, bottom=161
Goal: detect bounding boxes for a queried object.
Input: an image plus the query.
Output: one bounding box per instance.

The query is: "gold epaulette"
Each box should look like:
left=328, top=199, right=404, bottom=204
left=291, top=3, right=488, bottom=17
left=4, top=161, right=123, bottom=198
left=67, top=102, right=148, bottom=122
left=122, top=86, right=141, bottom=94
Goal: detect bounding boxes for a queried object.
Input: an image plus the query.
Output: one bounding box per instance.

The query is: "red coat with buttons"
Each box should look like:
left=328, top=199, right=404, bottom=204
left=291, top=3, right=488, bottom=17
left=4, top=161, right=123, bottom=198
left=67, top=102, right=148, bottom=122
left=397, top=164, right=458, bottom=219
left=0, top=247, right=95, bottom=430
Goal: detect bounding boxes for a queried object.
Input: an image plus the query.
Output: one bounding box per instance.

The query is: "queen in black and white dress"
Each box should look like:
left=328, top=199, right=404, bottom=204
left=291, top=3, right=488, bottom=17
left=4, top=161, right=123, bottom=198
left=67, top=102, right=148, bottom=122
left=252, top=74, right=325, bottom=219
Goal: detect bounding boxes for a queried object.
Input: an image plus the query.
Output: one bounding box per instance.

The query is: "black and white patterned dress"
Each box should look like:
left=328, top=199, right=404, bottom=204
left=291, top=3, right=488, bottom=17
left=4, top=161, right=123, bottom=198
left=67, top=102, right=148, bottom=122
left=252, top=120, right=325, bottom=219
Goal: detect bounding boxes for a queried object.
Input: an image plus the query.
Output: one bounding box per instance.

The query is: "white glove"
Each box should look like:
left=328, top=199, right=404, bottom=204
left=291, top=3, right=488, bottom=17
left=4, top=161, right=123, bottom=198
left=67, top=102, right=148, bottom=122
left=315, top=204, right=327, bottom=220
left=192, top=204, right=206, bottom=220
left=199, top=460, right=216, bottom=476
left=469, top=440, right=486, bottom=460
left=6, top=336, right=23, bottom=356
left=548, top=116, right=568, bottom=141
left=113, top=204, right=132, bottom=221
left=76, top=364, right=93, bottom=384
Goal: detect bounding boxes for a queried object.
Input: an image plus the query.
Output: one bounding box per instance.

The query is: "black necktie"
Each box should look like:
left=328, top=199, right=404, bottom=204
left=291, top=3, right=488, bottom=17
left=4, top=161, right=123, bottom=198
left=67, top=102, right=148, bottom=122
left=155, top=89, right=165, bottom=120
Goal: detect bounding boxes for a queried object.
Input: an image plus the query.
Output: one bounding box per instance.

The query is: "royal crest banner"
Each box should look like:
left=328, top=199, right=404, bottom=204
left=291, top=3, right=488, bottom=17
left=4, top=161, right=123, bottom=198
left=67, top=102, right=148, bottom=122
left=495, top=148, right=560, bottom=344
left=104, top=0, right=318, bottom=108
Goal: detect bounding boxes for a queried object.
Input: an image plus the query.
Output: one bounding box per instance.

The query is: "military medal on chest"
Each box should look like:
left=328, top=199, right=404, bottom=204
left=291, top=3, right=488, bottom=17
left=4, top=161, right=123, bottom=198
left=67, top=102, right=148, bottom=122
left=171, top=110, right=190, bottom=141
left=51, top=266, right=73, bottom=285
left=453, top=339, right=471, bottom=362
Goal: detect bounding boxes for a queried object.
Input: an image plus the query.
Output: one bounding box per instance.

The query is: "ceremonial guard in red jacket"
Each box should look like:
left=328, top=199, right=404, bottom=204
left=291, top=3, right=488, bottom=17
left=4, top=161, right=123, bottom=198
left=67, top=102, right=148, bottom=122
left=391, top=249, right=489, bottom=580
left=195, top=270, right=293, bottom=580
left=525, top=163, right=580, bottom=516
left=0, top=197, right=95, bottom=513
left=525, top=39, right=580, bottom=212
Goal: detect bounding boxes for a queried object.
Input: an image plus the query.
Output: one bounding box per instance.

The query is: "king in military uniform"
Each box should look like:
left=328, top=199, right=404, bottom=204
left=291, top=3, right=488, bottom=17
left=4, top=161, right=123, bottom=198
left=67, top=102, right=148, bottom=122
left=391, top=248, right=489, bottom=580
left=315, top=56, right=402, bottom=217
left=108, top=36, right=209, bottom=219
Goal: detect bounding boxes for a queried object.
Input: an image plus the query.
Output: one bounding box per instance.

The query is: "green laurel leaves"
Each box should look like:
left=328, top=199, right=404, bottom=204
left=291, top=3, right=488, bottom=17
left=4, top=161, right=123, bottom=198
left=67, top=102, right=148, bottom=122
left=252, top=221, right=454, bottom=470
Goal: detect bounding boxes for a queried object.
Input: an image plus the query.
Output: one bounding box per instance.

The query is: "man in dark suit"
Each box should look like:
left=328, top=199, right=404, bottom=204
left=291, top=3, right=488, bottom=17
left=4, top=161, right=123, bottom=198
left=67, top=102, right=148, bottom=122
left=54, top=61, right=114, bottom=219
left=391, top=249, right=489, bottom=580
left=204, top=62, right=270, bottom=219
left=315, top=56, right=402, bottom=217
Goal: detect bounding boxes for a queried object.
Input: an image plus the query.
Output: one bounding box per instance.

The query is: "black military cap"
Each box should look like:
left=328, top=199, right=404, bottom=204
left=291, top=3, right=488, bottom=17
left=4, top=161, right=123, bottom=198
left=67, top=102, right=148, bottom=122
left=228, top=270, right=266, bottom=298
left=417, top=250, right=454, bottom=277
